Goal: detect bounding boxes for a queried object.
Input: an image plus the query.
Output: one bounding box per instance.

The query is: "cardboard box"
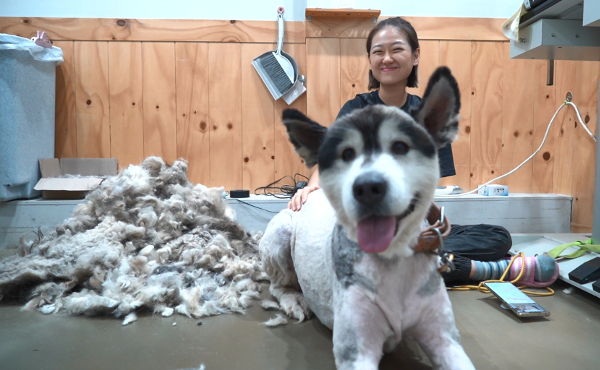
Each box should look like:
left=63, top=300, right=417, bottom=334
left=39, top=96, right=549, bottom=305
left=34, top=158, right=118, bottom=200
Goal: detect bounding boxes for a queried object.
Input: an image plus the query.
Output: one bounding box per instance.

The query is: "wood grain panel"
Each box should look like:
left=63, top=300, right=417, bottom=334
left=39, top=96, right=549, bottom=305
left=74, top=41, right=110, bottom=158
left=569, top=61, right=599, bottom=230
left=501, top=43, right=534, bottom=193
left=532, top=60, right=556, bottom=193
left=54, top=40, right=77, bottom=158
left=305, top=16, right=506, bottom=41
left=0, top=16, right=504, bottom=44
left=406, top=17, right=505, bottom=41
left=108, top=42, right=144, bottom=170
left=571, top=71, right=599, bottom=230
left=0, top=17, right=305, bottom=43
left=470, top=165, right=501, bottom=191
left=558, top=61, right=599, bottom=229
left=142, top=42, right=177, bottom=163
left=241, top=43, right=276, bottom=191
left=553, top=60, right=577, bottom=197
left=439, top=41, right=472, bottom=168
left=208, top=43, right=243, bottom=190
left=15, top=18, right=598, bottom=225
left=274, top=43, right=309, bottom=182
left=307, top=38, right=341, bottom=126
left=470, top=42, right=504, bottom=189
left=407, top=40, right=439, bottom=99
left=340, top=38, right=369, bottom=107
left=175, top=42, right=210, bottom=186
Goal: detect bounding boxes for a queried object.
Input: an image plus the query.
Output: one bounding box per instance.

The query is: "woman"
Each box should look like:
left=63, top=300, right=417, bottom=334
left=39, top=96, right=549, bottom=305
left=288, top=17, right=557, bottom=287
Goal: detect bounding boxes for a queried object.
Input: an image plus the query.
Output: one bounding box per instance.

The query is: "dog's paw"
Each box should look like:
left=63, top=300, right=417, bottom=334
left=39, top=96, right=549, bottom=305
left=278, top=290, right=311, bottom=322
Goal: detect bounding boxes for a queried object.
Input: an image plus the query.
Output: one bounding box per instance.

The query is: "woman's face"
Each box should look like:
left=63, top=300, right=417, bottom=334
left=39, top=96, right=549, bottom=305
left=369, top=26, right=420, bottom=88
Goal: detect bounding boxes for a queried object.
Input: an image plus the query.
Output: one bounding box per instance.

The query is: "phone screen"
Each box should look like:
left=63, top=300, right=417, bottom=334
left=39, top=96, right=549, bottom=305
left=484, top=282, right=550, bottom=317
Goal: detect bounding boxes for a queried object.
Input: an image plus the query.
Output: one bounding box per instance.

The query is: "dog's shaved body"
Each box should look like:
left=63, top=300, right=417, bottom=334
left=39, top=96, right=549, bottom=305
left=261, top=67, right=475, bottom=370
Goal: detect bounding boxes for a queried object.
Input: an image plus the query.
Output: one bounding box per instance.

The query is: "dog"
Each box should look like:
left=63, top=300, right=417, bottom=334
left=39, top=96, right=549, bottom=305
left=259, top=67, right=475, bottom=370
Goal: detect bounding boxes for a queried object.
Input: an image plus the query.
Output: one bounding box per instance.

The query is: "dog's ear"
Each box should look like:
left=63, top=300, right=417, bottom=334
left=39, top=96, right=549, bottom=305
left=411, top=66, right=461, bottom=148
left=282, top=109, right=328, bottom=168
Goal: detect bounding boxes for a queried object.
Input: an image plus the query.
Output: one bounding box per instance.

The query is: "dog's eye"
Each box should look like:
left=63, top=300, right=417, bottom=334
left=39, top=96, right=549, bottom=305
left=391, top=141, right=409, bottom=155
left=341, top=148, right=356, bottom=162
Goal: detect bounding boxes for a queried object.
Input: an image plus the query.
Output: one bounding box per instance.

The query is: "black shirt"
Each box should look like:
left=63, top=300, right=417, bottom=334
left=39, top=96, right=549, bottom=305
left=336, top=90, right=456, bottom=178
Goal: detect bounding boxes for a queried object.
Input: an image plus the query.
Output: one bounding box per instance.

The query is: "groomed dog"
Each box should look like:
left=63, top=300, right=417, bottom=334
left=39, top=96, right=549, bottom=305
left=259, top=67, right=475, bottom=370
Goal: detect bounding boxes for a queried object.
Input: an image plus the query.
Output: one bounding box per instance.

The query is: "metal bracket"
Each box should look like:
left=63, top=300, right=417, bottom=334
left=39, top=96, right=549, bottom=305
left=510, top=19, right=600, bottom=61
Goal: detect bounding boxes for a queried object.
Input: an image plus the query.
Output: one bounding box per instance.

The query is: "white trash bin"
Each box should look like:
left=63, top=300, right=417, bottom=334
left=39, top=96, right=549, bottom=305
left=0, top=33, right=63, bottom=201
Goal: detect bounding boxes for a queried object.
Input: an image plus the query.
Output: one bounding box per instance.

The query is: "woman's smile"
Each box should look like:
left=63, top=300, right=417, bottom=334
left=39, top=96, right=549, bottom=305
left=369, top=26, right=419, bottom=88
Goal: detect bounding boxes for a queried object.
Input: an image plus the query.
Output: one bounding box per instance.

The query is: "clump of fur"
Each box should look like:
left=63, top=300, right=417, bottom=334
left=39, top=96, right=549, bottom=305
left=264, top=313, right=288, bottom=327
left=0, top=157, right=267, bottom=324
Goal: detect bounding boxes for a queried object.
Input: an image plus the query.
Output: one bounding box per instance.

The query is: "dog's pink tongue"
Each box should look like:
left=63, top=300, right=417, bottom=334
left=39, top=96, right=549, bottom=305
left=356, top=216, right=396, bottom=253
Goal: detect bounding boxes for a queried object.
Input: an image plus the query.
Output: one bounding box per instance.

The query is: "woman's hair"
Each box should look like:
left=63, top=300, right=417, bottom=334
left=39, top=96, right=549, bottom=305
left=366, top=17, right=420, bottom=90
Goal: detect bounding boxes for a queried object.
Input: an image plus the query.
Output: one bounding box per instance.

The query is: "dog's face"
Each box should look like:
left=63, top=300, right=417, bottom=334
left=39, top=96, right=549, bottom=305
left=283, top=67, right=460, bottom=257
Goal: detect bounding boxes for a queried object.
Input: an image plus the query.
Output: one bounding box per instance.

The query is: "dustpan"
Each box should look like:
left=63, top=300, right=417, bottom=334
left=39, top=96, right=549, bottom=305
left=252, top=7, right=303, bottom=101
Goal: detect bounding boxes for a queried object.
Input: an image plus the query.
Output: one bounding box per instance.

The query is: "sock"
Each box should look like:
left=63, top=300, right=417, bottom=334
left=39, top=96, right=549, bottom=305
left=534, top=255, right=557, bottom=281
left=472, top=260, right=510, bottom=281
left=472, top=256, right=556, bottom=282
left=508, top=255, right=557, bottom=282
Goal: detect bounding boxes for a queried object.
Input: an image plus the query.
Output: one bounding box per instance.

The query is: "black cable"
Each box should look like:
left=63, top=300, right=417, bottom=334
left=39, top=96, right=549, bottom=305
left=254, top=173, right=309, bottom=199
left=234, top=198, right=280, bottom=214
left=229, top=173, right=309, bottom=214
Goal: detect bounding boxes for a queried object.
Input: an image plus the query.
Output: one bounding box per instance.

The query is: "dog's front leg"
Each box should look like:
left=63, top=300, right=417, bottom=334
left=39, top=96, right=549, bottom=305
left=332, top=286, right=393, bottom=370
left=415, top=332, right=475, bottom=370
left=411, top=301, right=476, bottom=370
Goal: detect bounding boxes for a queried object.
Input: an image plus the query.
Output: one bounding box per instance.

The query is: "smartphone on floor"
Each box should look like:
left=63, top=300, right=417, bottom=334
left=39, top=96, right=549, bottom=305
left=484, top=282, right=550, bottom=317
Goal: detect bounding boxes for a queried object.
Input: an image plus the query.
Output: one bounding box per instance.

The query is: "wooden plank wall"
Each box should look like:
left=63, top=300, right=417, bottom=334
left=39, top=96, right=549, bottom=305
left=1, top=16, right=598, bottom=231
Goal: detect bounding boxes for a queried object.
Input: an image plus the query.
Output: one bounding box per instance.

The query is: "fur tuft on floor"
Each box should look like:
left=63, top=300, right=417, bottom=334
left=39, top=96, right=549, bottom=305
left=0, top=157, right=267, bottom=324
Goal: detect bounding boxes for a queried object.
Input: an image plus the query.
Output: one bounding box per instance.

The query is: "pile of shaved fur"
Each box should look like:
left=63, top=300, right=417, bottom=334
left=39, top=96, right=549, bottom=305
left=0, top=157, right=268, bottom=325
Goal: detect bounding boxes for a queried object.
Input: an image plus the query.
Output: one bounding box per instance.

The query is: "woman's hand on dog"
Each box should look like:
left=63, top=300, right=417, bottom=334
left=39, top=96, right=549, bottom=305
left=289, top=168, right=321, bottom=211
left=288, top=185, right=320, bottom=211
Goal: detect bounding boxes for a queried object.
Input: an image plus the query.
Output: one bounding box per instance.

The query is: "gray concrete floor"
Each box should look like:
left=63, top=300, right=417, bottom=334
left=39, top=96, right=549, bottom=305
left=2, top=245, right=600, bottom=370
left=1, top=281, right=600, bottom=369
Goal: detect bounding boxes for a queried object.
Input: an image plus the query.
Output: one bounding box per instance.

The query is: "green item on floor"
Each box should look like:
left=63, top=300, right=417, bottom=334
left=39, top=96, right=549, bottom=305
left=547, top=239, right=600, bottom=259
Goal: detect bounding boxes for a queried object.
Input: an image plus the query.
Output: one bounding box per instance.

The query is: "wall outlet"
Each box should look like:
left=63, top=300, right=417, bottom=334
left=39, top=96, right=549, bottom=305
left=478, top=184, right=509, bottom=196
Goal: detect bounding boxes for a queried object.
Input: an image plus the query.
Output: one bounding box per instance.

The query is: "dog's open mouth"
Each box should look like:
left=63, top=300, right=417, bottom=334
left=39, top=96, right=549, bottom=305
left=356, top=194, right=419, bottom=253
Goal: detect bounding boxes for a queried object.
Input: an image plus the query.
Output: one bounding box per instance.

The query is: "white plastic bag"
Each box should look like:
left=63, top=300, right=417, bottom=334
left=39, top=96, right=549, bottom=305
left=0, top=33, right=63, bottom=65
left=502, top=5, right=528, bottom=42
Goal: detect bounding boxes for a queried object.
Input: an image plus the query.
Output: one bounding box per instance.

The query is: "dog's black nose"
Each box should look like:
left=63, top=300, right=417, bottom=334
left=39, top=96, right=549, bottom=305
left=353, top=172, right=387, bottom=205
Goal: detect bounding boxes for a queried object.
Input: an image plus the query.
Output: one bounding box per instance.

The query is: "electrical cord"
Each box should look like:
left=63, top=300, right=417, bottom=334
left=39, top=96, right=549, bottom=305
left=229, top=174, right=310, bottom=214
left=233, top=198, right=280, bottom=214
left=254, top=173, right=309, bottom=199
left=450, top=252, right=555, bottom=296
left=438, top=100, right=597, bottom=198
